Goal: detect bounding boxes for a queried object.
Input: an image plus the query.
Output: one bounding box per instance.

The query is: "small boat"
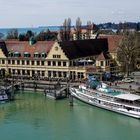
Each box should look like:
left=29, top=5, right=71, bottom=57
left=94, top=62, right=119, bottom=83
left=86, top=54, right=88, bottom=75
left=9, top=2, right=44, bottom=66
left=0, top=87, right=8, bottom=102
left=70, top=75, right=140, bottom=119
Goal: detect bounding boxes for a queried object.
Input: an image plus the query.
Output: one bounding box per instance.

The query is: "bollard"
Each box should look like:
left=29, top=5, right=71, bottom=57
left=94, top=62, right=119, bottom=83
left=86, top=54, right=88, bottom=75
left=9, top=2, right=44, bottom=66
left=69, top=95, right=73, bottom=106
left=21, top=82, right=24, bottom=91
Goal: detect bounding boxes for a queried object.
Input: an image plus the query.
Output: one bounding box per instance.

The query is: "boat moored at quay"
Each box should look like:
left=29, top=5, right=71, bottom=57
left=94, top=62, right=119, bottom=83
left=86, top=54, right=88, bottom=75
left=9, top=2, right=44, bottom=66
left=70, top=75, right=140, bottom=119
left=0, top=86, right=8, bottom=102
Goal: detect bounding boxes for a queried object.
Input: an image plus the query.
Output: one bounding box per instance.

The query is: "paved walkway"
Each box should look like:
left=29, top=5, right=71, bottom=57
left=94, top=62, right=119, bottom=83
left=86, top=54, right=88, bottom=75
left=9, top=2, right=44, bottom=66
left=117, top=82, right=139, bottom=90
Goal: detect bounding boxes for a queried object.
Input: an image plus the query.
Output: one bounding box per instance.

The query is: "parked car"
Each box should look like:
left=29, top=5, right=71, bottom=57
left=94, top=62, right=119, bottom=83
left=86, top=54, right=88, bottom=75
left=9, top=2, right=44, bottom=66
left=122, top=77, right=134, bottom=83
left=131, top=71, right=140, bottom=77
left=135, top=87, right=140, bottom=94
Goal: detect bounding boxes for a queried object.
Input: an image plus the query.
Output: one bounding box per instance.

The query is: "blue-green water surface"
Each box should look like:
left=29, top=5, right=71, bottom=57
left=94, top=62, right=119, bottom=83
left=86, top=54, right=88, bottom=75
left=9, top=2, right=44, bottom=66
left=0, top=91, right=140, bottom=140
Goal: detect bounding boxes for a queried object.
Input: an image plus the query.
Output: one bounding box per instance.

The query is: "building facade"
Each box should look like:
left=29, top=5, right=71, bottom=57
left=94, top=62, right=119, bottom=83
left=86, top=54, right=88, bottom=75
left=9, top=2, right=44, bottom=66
left=0, top=39, right=109, bottom=80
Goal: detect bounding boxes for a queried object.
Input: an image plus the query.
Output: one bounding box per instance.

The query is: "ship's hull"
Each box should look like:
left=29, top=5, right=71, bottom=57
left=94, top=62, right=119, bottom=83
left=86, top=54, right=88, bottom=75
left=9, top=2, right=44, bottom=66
left=70, top=88, right=140, bottom=119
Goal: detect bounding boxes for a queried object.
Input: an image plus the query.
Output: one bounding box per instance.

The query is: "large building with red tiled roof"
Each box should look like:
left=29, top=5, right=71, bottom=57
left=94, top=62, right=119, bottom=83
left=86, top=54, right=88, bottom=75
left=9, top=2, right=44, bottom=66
left=5, top=40, right=54, bottom=58
left=0, top=39, right=109, bottom=80
left=0, top=40, right=55, bottom=77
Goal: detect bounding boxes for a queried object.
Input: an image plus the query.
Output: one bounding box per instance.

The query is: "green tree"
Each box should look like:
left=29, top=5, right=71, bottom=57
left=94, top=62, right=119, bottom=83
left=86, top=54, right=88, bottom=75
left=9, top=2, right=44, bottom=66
left=19, top=33, right=26, bottom=41
left=26, top=30, right=35, bottom=40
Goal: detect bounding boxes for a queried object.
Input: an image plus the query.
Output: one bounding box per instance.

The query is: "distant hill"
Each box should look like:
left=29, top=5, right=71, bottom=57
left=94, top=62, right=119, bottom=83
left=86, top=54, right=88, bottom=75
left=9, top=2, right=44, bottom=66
left=97, top=22, right=140, bottom=31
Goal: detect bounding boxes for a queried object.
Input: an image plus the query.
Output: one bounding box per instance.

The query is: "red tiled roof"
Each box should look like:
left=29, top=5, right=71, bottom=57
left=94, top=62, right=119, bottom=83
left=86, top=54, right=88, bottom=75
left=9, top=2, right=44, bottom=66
left=99, top=35, right=122, bottom=53
left=5, top=40, right=55, bottom=58
left=96, top=52, right=110, bottom=61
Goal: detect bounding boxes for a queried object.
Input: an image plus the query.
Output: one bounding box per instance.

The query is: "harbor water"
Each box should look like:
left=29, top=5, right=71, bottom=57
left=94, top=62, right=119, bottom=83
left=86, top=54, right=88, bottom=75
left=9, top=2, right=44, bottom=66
left=0, top=91, right=140, bottom=140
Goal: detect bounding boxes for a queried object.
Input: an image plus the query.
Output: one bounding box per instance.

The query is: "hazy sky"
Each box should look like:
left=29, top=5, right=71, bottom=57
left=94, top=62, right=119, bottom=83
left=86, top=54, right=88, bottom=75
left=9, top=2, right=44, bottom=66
left=0, top=0, right=140, bottom=28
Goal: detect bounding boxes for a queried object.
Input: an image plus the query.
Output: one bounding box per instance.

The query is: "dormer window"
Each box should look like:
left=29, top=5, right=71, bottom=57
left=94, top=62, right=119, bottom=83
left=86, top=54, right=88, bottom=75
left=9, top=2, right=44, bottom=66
left=41, top=53, right=47, bottom=58
left=14, top=52, right=21, bottom=57
left=24, top=52, right=31, bottom=58
left=8, top=52, right=13, bottom=57
left=34, top=52, right=40, bottom=58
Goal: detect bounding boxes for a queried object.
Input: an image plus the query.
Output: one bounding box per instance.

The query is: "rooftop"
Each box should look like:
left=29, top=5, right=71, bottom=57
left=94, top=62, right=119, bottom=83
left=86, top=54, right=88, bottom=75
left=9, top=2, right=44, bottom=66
left=115, top=93, right=140, bottom=101
left=96, top=52, right=110, bottom=60
left=59, top=39, right=108, bottom=60
left=5, top=40, right=55, bottom=58
left=99, top=35, right=122, bottom=53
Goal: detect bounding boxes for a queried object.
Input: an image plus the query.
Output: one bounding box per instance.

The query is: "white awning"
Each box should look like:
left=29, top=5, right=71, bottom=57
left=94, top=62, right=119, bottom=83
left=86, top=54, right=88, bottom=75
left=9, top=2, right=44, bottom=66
left=34, top=52, right=39, bottom=54
left=115, top=94, right=140, bottom=101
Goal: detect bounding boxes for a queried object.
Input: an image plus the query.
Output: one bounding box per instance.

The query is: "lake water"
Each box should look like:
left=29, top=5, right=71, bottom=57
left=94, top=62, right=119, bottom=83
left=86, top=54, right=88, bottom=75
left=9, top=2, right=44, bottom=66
left=0, top=26, right=60, bottom=37
left=0, top=91, right=140, bottom=140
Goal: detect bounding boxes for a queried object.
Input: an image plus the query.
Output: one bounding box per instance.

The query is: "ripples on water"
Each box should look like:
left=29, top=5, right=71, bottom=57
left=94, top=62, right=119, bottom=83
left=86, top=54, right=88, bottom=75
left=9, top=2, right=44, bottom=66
left=0, top=91, right=140, bottom=140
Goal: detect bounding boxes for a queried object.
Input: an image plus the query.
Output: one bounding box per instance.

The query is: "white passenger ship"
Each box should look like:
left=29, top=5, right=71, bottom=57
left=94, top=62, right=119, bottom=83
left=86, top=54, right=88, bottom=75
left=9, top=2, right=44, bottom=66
left=70, top=76, right=140, bottom=119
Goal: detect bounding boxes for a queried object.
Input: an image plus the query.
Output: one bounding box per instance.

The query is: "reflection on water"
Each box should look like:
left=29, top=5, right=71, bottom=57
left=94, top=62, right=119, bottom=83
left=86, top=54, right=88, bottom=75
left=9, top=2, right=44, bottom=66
left=0, top=91, right=140, bottom=140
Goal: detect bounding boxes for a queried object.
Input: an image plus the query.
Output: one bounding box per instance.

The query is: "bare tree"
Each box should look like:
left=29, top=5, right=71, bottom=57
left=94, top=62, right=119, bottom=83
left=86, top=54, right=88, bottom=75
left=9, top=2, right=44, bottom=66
left=75, top=17, right=82, bottom=40
left=6, top=28, right=18, bottom=39
left=66, top=18, right=71, bottom=40
left=117, top=30, right=140, bottom=76
left=59, top=18, right=72, bottom=41
left=86, top=21, right=92, bottom=39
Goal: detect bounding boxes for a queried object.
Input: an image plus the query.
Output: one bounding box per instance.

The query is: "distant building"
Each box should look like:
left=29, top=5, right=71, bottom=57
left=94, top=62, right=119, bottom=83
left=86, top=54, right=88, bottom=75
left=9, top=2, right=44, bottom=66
left=99, top=35, right=122, bottom=74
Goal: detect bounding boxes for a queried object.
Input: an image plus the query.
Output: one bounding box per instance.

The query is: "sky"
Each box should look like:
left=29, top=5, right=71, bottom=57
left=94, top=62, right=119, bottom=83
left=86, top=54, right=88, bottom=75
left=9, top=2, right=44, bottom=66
left=0, top=0, right=140, bottom=28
